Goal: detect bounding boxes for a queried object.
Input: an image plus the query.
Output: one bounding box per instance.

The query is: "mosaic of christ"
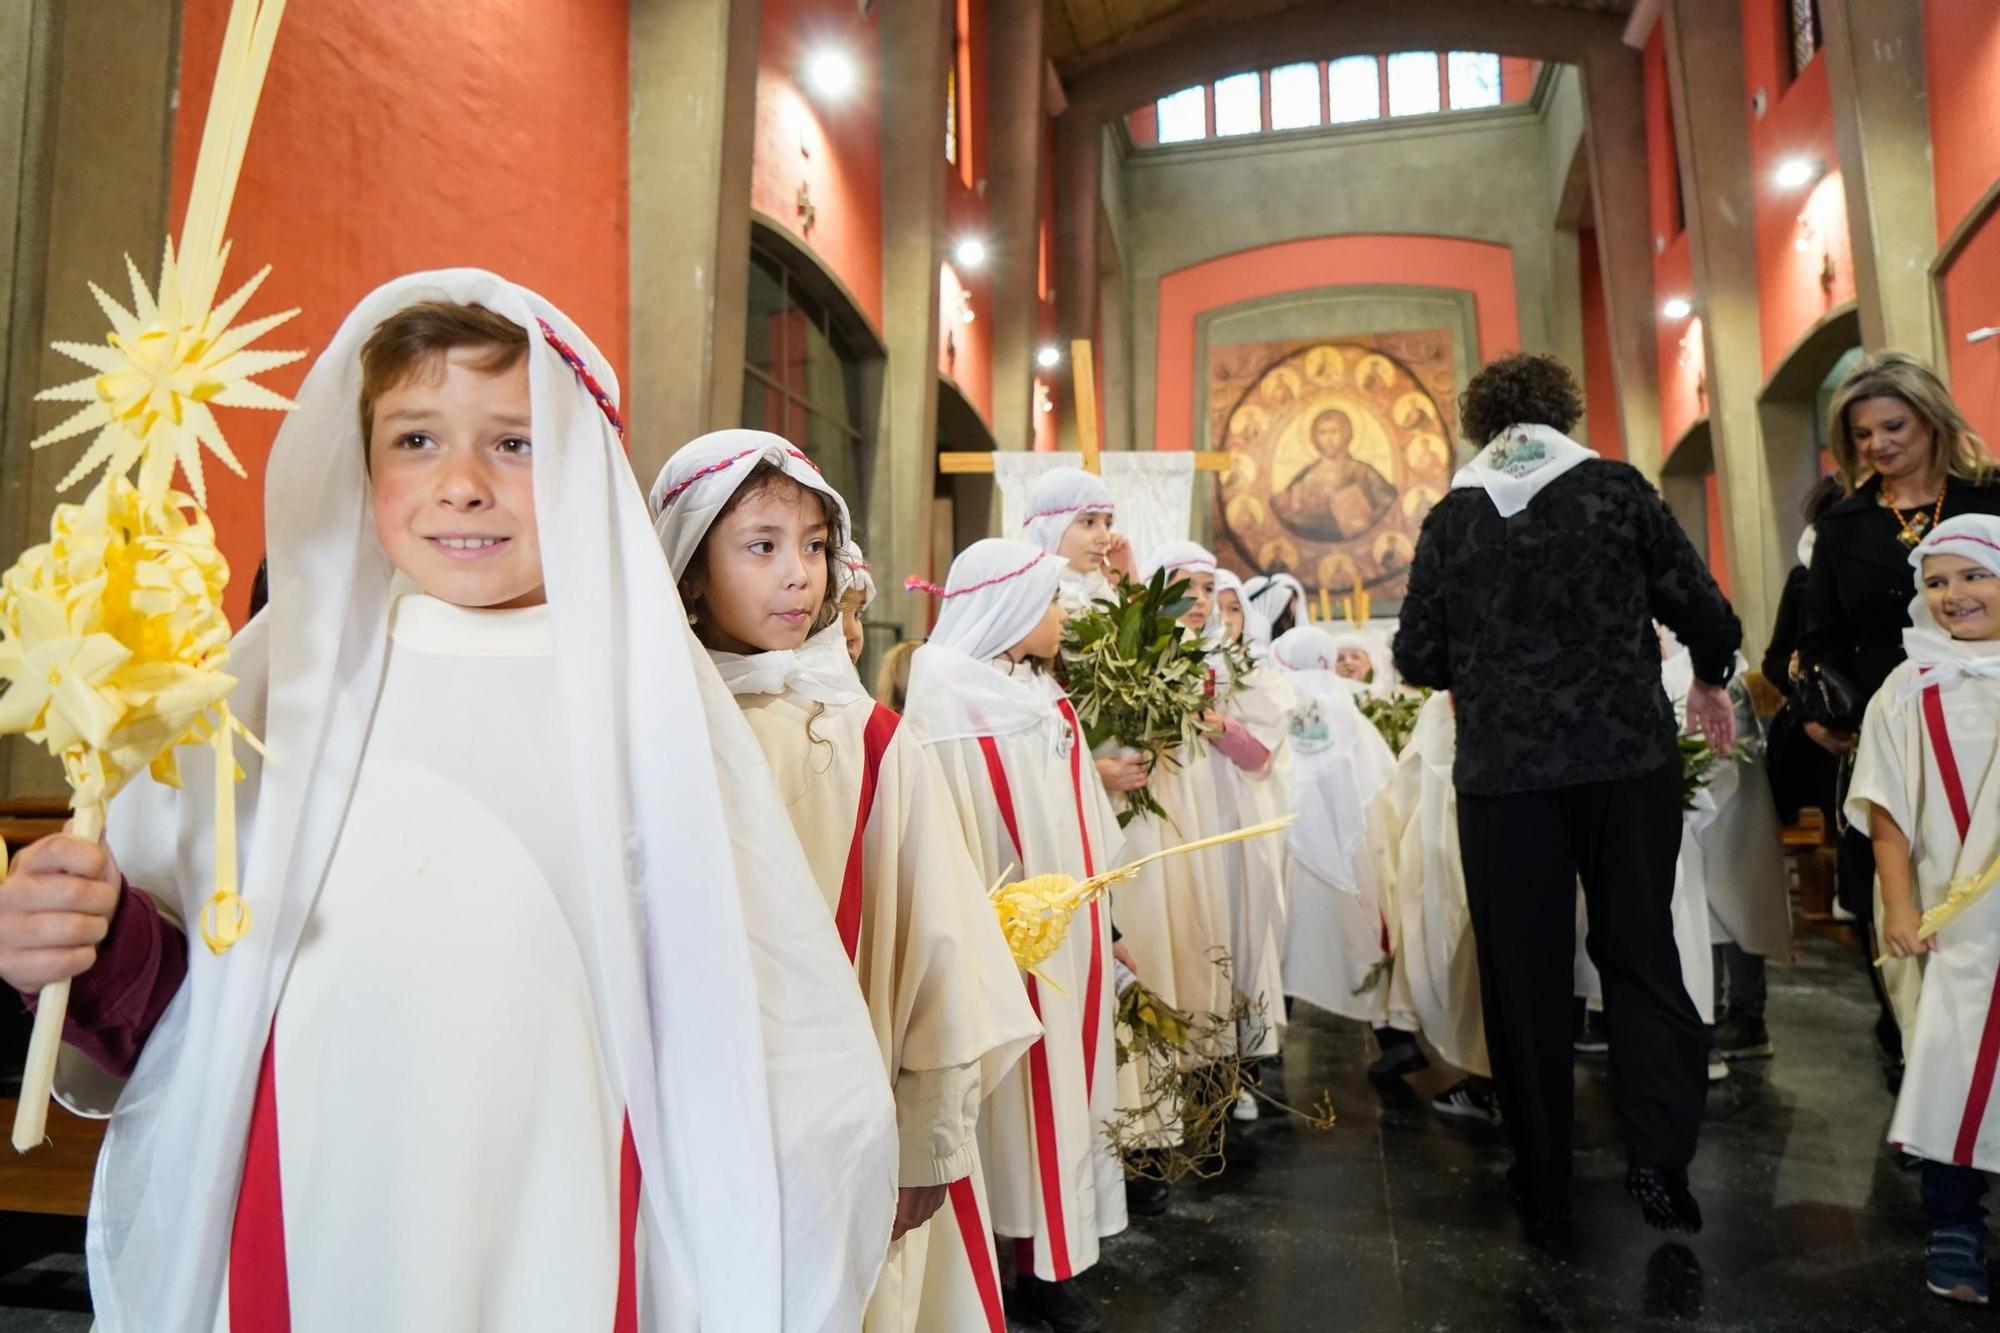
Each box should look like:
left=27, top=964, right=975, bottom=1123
left=1210, top=332, right=1457, bottom=612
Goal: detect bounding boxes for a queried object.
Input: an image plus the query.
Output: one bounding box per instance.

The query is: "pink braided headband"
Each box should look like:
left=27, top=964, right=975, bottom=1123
left=1921, top=531, right=2000, bottom=560
left=904, top=553, right=1047, bottom=599
left=655, top=444, right=822, bottom=510
left=1022, top=501, right=1115, bottom=526
left=537, top=319, right=625, bottom=439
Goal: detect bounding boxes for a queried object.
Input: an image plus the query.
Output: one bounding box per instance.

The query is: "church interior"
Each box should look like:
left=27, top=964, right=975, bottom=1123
left=0, top=0, right=1997, bottom=1329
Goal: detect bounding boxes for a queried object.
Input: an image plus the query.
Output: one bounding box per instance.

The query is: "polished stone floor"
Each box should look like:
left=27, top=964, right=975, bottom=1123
left=0, top=932, right=1958, bottom=1331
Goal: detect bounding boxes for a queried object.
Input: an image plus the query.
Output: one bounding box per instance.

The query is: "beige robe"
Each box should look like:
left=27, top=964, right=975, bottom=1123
left=737, top=690, right=1040, bottom=1331
left=1848, top=661, right=2000, bottom=1171
left=922, top=669, right=1129, bottom=1283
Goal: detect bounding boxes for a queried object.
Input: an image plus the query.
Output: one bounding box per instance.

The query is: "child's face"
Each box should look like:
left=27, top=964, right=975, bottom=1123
left=1009, top=595, right=1068, bottom=661
left=1179, top=571, right=1215, bottom=630
left=1335, top=647, right=1374, bottom=682
left=840, top=599, right=865, bottom=664
left=1056, top=511, right=1112, bottom=573
left=1217, top=590, right=1244, bottom=644
left=368, top=350, right=544, bottom=609
left=1922, top=553, right=2000, bottom=640
left=689, top=478, right=830, bottom=654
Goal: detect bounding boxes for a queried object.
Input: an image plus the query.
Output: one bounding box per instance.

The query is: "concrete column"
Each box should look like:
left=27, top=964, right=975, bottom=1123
left=627, top=0, right=760, bottom=483
left=874, top=0, right=952, bottom=640
left=984, top=0, right=1044, bottom=455
left=1821, top=0, right=1940, bottom=359
left=1, top=0, right=176, bottom=797
left=1052, top=108, right=1101, bottom=373
left=1580, top=44, right=1665, bottom=479
left=1664, top=0, right=1783, bottom=647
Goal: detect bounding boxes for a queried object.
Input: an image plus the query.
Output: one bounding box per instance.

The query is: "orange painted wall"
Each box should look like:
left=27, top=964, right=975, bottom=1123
left=751, top=0, right=884, bottom=331
left=1704, top=472, right=1730, bottom=597
left=1924, top=0, right=2000, bottom=248
left=939, top=0, right=993, bottom=424
left=1739, top=7, right=1853, bottom=377
left=1152, top=234, right=1520, bottom=453
left=1645, top=27, right=1704, bottom=455
left=169, top=0, right=628, bottom=624
left=1577, top=227, right=1624, bottom=460
left=1925, top=0, right=2000, bottom=448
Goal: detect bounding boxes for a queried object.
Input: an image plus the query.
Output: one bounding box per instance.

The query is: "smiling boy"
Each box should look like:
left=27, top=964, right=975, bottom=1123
left=0, top=273, right=895, bottom=1332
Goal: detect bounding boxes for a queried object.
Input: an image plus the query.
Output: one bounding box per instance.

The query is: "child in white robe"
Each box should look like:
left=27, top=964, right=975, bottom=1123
left=1849, top=513, right=2000, bottom=1306
left=1330, top=627, right=1401, bottom=700
left=0, top=274, right=897, bottom=1331
left=1243, top=573, right=1307, bottom=644
left=1020, top=466, right=1134, bottom=613
left=1116, top=544, right=1243, bottom=1082
left=650, top=435, right=1041, bottom=1333
left=1206, top=571, right=1295, bottom=1112
left=1269, top=626, right=1421, bottom=1076
left=902, top=539, right=1128, bottom=1333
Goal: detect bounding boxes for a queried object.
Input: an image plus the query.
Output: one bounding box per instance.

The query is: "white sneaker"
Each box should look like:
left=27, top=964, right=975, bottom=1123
left=1231, top=1089, right=1260, bottom=1122
left=1707, top=1056, right=1729, bottom=1083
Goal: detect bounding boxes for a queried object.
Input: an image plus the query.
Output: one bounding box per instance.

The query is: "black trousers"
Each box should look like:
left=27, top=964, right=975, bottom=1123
left=1457, top=761, right=1708, bottom=1207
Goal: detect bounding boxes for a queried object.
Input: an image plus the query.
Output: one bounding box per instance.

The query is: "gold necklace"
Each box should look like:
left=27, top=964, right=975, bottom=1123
left=1883, top=480, right=1947, bottom=549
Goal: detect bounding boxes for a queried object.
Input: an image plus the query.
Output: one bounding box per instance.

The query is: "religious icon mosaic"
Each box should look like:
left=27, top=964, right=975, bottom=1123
left=1209, top=330, right=1458, bottom=615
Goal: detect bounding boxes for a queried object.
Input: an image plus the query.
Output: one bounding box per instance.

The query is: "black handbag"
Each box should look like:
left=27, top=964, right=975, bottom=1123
left=1795, top=660, right=1865, bottom=734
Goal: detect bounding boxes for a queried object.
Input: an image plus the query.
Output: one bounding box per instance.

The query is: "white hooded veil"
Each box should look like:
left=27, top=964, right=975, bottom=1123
left=92, top=271, right=895, bottom=1331
left=901, top=539, right=1069, bottom=747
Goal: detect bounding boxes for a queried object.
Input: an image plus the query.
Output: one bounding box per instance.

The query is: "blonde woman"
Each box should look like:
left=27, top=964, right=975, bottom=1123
left=1798, top=352, right=2000, bottom=1084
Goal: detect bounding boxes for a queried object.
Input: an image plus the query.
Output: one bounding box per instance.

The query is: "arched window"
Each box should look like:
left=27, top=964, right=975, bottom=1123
left=742, top=229, right=876, bottom=543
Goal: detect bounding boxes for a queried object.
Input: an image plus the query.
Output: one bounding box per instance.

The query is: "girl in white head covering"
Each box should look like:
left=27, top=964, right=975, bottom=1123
left=1205, top=570, right=1296, bottom=1105
left=1269, top=626, right=1422, bottom=1069
left=37, top=272, right=896, bottom=1331
left=837, top=542, right=877, bottom=665
left=1021, top=466, right=1133, bottom=610
left=901, top=539, right=1129, bottom=1329
left=1106, top=543, right=1247, bottom=1132
left=1846, top=516, right=2000, bottom=1290
left=1328, top=627, right=1401, bottom=699
left=651, top=436, right=1040, bottom=1333
left=1242, top=572, right=1307, bottom=646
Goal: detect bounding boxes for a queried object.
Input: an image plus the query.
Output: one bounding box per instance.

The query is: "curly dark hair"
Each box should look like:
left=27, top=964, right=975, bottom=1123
left=1458, top=353, right=1584, bottom=447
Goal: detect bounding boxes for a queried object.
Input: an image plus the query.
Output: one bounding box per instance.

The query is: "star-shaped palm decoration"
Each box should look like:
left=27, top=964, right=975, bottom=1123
left=31, top=240, right=302, bottom=508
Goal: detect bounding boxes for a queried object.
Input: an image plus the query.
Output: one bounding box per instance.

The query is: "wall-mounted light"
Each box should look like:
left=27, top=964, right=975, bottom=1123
left=1035, top=345, right=1062, bottom=369
left=957, top=289, right=975, bottom=325
left=1774, top=156, right=1822, bottom=191
left=954, top=238, right=988, bottom=269
left=1661, top=296, right=1693, bottom=320
left=807, top=49, right=855, bottom=99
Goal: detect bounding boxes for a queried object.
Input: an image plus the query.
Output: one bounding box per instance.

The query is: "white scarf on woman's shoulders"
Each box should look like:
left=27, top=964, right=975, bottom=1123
left=1451, top=422, right=1599, bottom=518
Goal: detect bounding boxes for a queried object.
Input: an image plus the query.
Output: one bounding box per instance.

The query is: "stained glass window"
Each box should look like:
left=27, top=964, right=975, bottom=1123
left=1156, top=84, right=1207, bottom=143
left=1327, top=55, right=1381, bottom=124
left=1790, top=0, right=1822, bottom=78
left=1386, top=51, right=1442, bottom=118
left=1269, top=62, right=1322, bottom=130
left=944, top=65, right=958, bottom=167
left=1213, top=72, right=1262, bottom=136
left=1447, top=51, right=1501, bottom=110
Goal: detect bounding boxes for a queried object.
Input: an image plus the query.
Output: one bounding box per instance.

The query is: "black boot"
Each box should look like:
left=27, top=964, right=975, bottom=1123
left=1367, top=1026, right=1429, bottom=1078
left=1124, top=1151, right=1170, bottom=1217
left=1626, top=1166, right=1704, bottom=1234
left=1008, top=1274, right=1104, bottom=1333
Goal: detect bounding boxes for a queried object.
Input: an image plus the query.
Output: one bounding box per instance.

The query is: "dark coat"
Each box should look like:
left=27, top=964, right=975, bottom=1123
left=1393, top=459, right=1741, bottom=796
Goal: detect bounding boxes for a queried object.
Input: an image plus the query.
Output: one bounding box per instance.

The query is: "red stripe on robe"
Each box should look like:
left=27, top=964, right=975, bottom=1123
left=838, top=704, right=903, bottom=962
left=947, top=1177, right=1006, bottom=1332
left=1925, top=684, right=2000, bottom=1167
left=1056, top=699, right=1105, bottom=1099
left=614, top=1115, right=641, bottom=1332
left=230, top=1032, right=291, bottom=1330
left=977, top=736, right=1073, bottom=1279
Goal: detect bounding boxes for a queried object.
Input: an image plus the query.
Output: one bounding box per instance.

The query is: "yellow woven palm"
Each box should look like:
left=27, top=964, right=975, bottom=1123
left=993, top=816, right=1295, bottom=972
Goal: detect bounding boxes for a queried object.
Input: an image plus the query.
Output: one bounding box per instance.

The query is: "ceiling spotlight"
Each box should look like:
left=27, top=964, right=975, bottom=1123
left=1661, top=296, right=1693, bottom=320
left=954, top=238, right=988, bottom=269
left=1036, top=345, right=1062, bottom=369
left=807, top=49, right=855, bottom=99
left=1774, top=156, right=1821, bottom=191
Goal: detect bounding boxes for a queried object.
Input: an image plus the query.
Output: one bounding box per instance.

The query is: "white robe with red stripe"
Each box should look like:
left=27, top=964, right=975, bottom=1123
left=1849, top=661, right=2000, bottom=1172
left=211, top=599, right=649, bottom=1332
left=735, top=689, right=1040, bottom=1332
left=918, top=667, right=1128, bottom=1283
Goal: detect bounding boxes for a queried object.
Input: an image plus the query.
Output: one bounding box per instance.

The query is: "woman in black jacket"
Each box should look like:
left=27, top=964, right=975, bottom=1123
left=1761, top=477, right=1844, bottom=824
left=1395, top=354, right=1740, bottom=1241
left=1796, top=352, right=2000, bottom=1073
